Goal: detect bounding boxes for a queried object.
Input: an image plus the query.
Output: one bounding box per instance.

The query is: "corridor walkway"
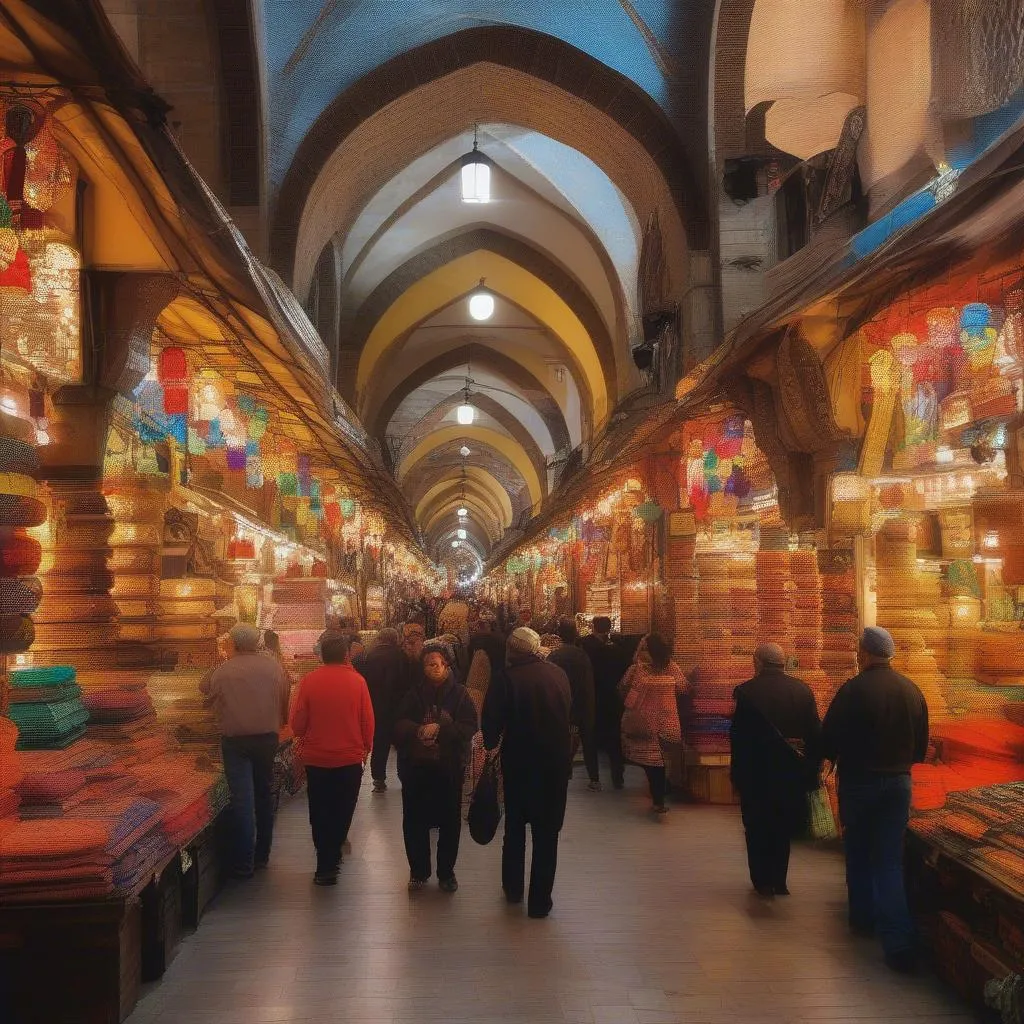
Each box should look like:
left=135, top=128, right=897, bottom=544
left=126, top=772, right=976, bottom=1024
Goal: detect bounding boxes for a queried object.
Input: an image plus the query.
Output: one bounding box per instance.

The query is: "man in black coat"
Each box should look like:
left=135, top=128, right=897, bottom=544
left=360, top=628, right=407, bottom=792
left=547, top=618, right=599, bottom=790
left=822, top=626, right=929, bottom=974
left=482, top=627, right=572, bottom=919
left=730, top=642, right=822, bottom=900
left=581, top=616, right=629, bottom=789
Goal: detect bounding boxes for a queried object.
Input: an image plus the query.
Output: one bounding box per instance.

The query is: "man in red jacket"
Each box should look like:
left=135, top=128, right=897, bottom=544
left=290, top=631, right=375, bottom=886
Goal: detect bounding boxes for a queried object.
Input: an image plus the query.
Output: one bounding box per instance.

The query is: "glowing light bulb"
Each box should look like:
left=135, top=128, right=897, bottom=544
left=468, top=292, right=494, bottom=321
left=457, top=403, right=475, bottom=425
left=457, top=507, right=468, bottom=517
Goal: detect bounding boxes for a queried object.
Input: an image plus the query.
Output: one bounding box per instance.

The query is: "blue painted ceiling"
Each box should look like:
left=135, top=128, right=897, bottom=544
left=262, top=0, right=685, bottom=188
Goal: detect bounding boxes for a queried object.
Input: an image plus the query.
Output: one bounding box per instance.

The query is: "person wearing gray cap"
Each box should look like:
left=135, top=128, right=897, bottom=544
left=730, top=643, right=822, bottom=899
left=481, top=626, right=572, bottom=918
left=822, top=626, right=929, bottom=974
left=201, top=623, right=291, bottom=878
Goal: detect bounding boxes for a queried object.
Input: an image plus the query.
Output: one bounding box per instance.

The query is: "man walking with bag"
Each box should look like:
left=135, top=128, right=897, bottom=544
left=822, top=627, right=929, bottom=974
left=482, top=627, right=572, bottom=919
left=730, top=643, right=822, bottom=899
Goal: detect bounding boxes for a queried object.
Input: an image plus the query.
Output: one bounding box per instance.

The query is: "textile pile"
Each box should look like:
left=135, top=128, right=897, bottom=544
left=269, top=578, right=327, bottom=662
left=7, top=666, right=88, bottom=750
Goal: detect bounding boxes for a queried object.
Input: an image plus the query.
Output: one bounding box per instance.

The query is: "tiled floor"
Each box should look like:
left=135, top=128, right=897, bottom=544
left=126, top=768, right=978, bottom=1024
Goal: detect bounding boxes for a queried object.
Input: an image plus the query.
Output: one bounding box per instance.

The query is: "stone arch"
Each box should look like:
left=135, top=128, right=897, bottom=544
left=369, top=343, right=572, bottom=454
left=341, top=227, right=619, bottom=408
left=272, top=26, right=700, bottom=295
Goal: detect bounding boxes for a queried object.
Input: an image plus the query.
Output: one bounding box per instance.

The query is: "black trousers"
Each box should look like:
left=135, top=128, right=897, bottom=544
left=595, top=704, right=624, bottom=785
left=740, top=792, right=802, bottom=891
left=370, top=720, right=393, bottom=782
left=577, top=723, right=599, bottom=783
left=305, top=764, right=363, bottom=875
left=401, top=771, right=463, bottom=881
left=643, top=765, right=667, bottom=808
left=502, top=792, right=565, bottom=916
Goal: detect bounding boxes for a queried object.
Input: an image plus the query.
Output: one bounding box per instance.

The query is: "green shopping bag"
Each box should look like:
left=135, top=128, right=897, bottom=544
left=807, top=786, right=839, bottom=841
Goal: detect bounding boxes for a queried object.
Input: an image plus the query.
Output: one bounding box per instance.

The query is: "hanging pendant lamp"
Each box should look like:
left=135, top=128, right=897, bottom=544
left=468, top=278, right=494, bottom=322
left=460, top=125, right=491, bottom=204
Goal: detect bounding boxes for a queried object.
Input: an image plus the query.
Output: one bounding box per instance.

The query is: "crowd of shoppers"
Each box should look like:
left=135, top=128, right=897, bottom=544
left=200, top=605, right=929, bottom=969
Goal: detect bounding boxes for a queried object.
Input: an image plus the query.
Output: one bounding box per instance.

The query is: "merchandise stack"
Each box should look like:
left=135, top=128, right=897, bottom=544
left=664, top=535, right=698, bottom=673
left=105, top=488, right=164, bottom=662
left=688, top=553, right=756, bottom=758
left=143, top=669, right=220, bottom=763
left=34, top=485, right=120, bottom=669
left=819, top=559, right=859, bottom=703
left=0, top=717, right=21, bottom=820
left=156, top=577, right=220, bottom=669
left=6, top=666, right=88, bottom=750
left=755, top=551, right=794, bottom=651
left=268, top=575, right=327, bottom=665
left=0, top=415, right=44, bottom=663
left=875, top=529, right=952, bottom=722
left=789, top=550, right=833, bottom=712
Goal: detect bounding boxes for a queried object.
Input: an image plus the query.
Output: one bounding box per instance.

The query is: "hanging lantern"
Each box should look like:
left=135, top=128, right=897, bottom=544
left=460, top=127, right=492, bottom=204
left=468, top=280, right=495, bottom=322
left=634, top=500, right=663, bottom=524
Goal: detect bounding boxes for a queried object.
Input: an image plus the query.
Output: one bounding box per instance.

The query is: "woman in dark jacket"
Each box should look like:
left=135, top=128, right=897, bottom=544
left=394, top=647, right=478, bottom=893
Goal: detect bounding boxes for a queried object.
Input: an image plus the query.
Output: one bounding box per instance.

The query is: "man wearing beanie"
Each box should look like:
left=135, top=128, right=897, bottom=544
left=822, top=626, right=929, bottom=974
left=481, top=626, right=572, bottom=919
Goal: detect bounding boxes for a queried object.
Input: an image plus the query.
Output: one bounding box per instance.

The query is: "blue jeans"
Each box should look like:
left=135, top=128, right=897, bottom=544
left=838, top=773, right=915, bottom=955
left=222, top=733, right=279, bottom=873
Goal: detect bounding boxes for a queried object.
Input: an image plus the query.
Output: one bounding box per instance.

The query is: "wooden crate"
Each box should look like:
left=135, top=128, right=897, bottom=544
left=181, top=823, right=225, bottom=929
left=0, top=897, right=142, bottom=1023
left=141, top=862, right=183, bottom=982
left=686, top=764, right=739, bottom=805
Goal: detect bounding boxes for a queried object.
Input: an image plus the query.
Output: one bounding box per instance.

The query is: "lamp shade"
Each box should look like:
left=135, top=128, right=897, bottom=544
left=468, top=291, right=494, bottom=321
left=457, top=529, right=467, bottom=540
left=456, top=402, right=475, bottom=425
left=457, top=507, right=468, bottom=517
left=460, top=154, right=491, bottom=203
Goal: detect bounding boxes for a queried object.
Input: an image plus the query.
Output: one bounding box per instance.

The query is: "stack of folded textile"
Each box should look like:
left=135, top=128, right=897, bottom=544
left=138, top=669, right=219, bottom=760
left=0, top=415, right=44, bottom=664
left=156, top=577, right=220, bottom=669
left=0, top=717, right=22, bottom=820
left=756, top=551, right=794, bottom=652
left=7, top=666, right=89, bottom=750
left=665, top=537, right=699, bottom=673
left=135, top=756, right=225, bottom=847
left=820, top=566, right=859, bottom=700
left=269, top=578, right=327, bottom=662
left=0, top=796, right=166, bottom=902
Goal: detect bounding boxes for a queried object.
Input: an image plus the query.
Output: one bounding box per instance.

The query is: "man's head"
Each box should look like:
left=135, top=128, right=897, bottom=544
left=556, top=617, right=578, bottom=645
left=347, top=633, right=365, bottom=659
left=753, top=642, right=786, bottom=675
left=592, top=616, right=612, bottom=638
left=858, top=626, right=895, bottom=669
left=421, top=647, right=450, bottom=686
left=320, top=632, right=351, bottom=665
left=507, top=626, right=541, bottom=659
left=402, top=621, right=425, bottom=660
left=228, top=623, right=260, bottom=656
left=376, top=627, right=400, bottom=648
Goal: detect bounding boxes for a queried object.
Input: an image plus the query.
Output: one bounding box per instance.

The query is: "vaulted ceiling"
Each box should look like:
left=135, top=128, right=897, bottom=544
left=102, top=0, right=720, bottom=574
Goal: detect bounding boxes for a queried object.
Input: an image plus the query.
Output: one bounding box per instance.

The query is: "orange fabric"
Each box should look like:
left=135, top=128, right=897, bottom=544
left=289, top=664, right=374, bottom=769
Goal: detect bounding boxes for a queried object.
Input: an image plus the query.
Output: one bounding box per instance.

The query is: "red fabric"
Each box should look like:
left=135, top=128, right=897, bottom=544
left=289, top=664, right=374, bottom=768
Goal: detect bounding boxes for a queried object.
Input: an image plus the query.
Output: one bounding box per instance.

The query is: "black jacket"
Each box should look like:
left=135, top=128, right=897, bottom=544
left=581, top=634, right=630, bottom=710
left=360, top=642, right=407, bottom=723
left=821, top=663, right=929, bottom=780
left=482, top=654, right=572, bottom=827
left=730, top=669, right=822, bottom=796
left=547, top=643, right=595, bottom=731
left=393, top=676, right=478, bottom=782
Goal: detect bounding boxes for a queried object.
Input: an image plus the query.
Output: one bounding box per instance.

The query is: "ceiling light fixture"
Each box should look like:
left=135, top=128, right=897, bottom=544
left=457, top=528, right=467, bottom=540
left=459, top=446, right=471, bottom=458
left=468, top=278, right=494, bottom=321
left=451, top=540, right=460, bottom=548
left=460, top=124, right=491, bottom=204
left=457, top=507, right=468, bottom=517
left=456, top=378, right=475, bottom=425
